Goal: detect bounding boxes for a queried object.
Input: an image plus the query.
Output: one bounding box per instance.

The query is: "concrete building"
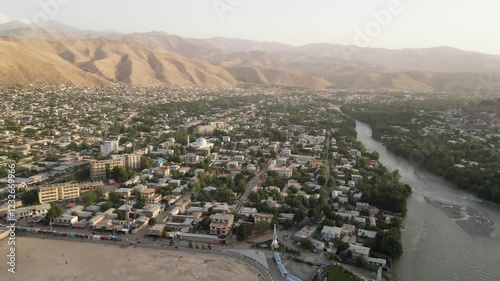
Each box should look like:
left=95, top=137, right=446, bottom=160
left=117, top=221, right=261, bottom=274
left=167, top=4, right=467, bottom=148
left=14, top=203, right=51, bottom=219
left=90, top=158, right=125, bottom=181
left=100, top=140, right=119, bottom=155
left=141, top=188, right=162, bottom=205
left=142, top=204, right=161, bottom=218
left=268, top=164, right=293, bottom=179
left=79, top=181, right=104, bottom=193
left=114, top=188, right=133, bottom=198
left=147, top=224, right=165, bottom=236
left=53, top=215, right=78, bottom=226
left=181, top=153, right=200, bottom=164
left=38, top=182, right=80, bottom=203
left=210, top=213, right=234, bottom=237
left=321, top=226, right=342, bottom=240
left=254, top=213, right=274, bottom=223
left=349, top=244, right=371, bottom=259
left=124, top=153, right=141, bottom=170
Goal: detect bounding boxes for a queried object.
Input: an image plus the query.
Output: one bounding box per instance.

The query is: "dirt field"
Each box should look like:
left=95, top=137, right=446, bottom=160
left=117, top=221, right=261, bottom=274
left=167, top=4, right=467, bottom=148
left=0, top=237, right=260, bottom=281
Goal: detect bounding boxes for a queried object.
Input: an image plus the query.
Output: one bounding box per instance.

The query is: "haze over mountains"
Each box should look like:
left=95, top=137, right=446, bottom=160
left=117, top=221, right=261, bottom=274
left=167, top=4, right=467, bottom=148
left=1, top=20, right=500, bottom=90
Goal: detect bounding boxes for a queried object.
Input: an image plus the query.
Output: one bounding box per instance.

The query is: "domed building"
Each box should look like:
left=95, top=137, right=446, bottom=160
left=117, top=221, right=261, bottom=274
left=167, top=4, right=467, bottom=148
left=189, top=137, right=214, bottom=150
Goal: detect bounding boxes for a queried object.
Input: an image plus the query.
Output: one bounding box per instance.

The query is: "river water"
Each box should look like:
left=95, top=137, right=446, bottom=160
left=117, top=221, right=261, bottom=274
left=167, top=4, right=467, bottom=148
left=354, top=120, right=500, bottom=281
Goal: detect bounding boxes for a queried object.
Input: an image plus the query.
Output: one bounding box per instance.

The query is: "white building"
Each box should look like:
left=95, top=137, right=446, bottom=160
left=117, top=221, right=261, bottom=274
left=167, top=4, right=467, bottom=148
left=268, top=164, right=293, bottom=179
left=189, top=137, right=214, bottom=150
left=349, top=244, right=371, bottom=259
left=14, top=203, right=51, bottom=219
left=321, top=226, right=342, bottom=240
left=100, top=140, right=119, bottom=155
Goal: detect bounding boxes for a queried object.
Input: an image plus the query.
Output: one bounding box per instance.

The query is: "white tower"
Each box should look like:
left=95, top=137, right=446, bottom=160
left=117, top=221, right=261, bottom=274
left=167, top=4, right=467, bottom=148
left=271, top=224, right=279, bottom=249
left=187, top=136, right=190, bottom=147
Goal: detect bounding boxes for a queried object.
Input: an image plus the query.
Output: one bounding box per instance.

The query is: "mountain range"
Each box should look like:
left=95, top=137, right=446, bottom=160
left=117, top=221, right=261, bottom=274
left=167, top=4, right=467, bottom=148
left=1, top=20, right=500, bottom=90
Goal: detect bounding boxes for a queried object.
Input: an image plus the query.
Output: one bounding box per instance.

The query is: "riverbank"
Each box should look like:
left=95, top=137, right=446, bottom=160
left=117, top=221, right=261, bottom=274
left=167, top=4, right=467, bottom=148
left=425, top=197, right=494, bottom=237
left=0, top=237, right=260, bottom=281
left=353, top=118, right=500, bottom=281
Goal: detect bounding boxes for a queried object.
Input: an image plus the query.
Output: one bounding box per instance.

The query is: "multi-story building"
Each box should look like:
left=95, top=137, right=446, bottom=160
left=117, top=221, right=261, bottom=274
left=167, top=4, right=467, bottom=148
left=268, top=164, right=293, bottom=179
left=254, top=213, right=274, bottom=223
left=181, top=153, right=200, bottom=164
left=38, top=182, right=81, bottom=203
left=79, top=181, right=104, bottom=193
left=125, top=153, right=140, bottom=170
left=90, top=158, right=125, bottom=180
left=209, top=213, right=234, bottom=237
left=140, top=188, right=162, bottom=205
left=100, top=140, right=119, bottom=155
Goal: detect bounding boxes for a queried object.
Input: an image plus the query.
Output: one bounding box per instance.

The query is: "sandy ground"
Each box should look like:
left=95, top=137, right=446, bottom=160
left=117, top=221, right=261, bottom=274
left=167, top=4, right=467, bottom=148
left=0, top=237, right=260, bottom=281
left=425, top=197, right=494, bottom=237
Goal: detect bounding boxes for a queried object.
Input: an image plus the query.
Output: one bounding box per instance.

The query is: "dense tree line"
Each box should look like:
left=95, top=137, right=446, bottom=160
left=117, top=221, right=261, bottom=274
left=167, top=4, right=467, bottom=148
left=342, top=101, right=500, bottom=203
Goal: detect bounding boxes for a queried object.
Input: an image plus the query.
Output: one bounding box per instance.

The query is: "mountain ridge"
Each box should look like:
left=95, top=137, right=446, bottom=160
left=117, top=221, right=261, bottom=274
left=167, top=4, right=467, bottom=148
left=1, top=20, right=500, bottom=90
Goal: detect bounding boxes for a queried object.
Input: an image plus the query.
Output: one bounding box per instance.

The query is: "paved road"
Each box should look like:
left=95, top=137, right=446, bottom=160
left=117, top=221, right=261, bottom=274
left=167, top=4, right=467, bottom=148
left=234, top=166, right=267, bottom=214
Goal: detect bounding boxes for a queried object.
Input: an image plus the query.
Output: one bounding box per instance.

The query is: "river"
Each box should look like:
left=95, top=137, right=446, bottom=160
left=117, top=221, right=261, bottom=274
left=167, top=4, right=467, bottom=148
left=354, top=119, right=500, bottom=281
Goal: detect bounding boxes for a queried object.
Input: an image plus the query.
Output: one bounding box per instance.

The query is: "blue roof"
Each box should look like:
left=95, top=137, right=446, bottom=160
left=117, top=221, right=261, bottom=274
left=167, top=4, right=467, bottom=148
left=277, top=263, right=287, bottom=276
left=273, top=252, right=282, bottom=263
left=286, top=274, right=302, bottom=281
left=154, top=158, right=166, bottom=165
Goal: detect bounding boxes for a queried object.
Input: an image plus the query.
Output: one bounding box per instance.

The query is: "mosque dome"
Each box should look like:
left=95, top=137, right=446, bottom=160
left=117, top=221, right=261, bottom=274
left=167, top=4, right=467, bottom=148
left=196, top=137, right=207, bottom=147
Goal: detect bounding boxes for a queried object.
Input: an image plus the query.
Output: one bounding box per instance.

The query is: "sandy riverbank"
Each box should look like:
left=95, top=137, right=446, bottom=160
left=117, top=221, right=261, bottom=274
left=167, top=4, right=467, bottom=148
left=425, top=197, right=494, bottom=237
left=0, top=237, right=260, bottom=281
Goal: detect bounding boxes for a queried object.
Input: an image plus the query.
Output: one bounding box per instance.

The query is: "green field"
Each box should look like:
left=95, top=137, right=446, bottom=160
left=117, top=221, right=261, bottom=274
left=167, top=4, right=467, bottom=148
left=327, top=266, right=355, bottom=281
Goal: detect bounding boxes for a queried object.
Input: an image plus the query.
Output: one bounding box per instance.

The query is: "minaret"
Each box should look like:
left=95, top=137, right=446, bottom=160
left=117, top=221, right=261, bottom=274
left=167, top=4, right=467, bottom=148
left=187, top=136, right=190, bottom=147
left=271, top=224, right=279, bottom=249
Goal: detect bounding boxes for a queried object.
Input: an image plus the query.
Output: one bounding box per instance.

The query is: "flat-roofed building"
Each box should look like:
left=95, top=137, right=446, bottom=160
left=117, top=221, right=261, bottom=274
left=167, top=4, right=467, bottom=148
left=38, top=182, right=80, bottom=203
left=209, top=213, right=234, bottom=237
left=90, top=158, right=125, bottom=181
left=53, top=215, right=78, bottom=226
left=125, top=153, right=140, bottom=170
left=147, top=224, right=165, bottom=236
left=254, top=213, right=273, bottom=223
left=79, top=181, right=104, bottom=193
left=14, top=203, right=51, bottom=219
left=114, top=188, right=133, bottom=198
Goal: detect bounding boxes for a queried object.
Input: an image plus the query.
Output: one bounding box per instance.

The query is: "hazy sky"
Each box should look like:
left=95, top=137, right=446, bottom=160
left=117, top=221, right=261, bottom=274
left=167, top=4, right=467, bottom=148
left=1, top=0, right=499, bottom=54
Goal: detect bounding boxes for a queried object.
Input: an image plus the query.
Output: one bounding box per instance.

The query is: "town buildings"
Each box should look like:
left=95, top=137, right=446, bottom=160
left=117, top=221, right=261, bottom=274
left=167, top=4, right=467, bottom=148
left=38, top=182, right=81, bottom=203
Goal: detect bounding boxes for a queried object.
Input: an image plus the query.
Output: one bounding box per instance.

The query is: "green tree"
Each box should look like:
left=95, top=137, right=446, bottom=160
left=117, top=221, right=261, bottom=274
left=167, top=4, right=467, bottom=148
left=45, top=153, right=58, bottom=162
left=108, top=192, right=121, bottom=205
left=81, top=192, right=97, bottom=206
left=22, top=189, right=39, bottom=206
left=140, top=157, right=154, bottom=170
left=67, top=142, right=78, bottom=151
left=188, top=241, right=193, bottom=248
left=111, top=166, right=128, bottom=180
left=0, top=166, right=7, bottom=178
left=45, top=203, right=63, bottom=220
left=254, top=221, right=271, bottom=234
left=148, top=218, right=157, bottom=226
left=235, top=224, right=250, bottom=241
left=282, top=219, right=294, bottom=230
left=99, top=202, right=112, bottom=212
left=248, top=191, right=261, bottom=203
left=134, top=199, right=145, bottom=209
left=115, top=210, right=127, bottom=220
left=299, top=238, right=314, bottom=251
